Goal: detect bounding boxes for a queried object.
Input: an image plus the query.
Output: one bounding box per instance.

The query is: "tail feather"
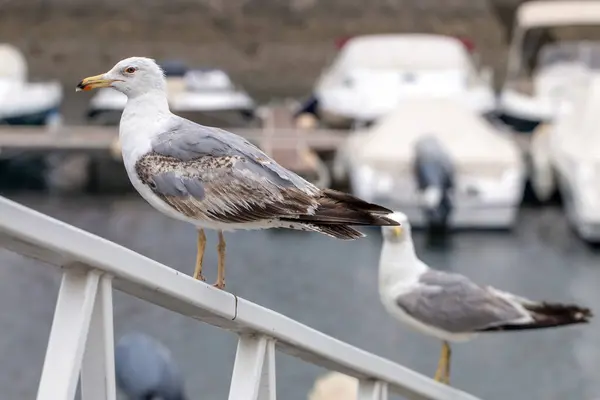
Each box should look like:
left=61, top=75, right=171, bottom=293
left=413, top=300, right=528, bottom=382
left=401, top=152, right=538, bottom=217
left=480, top=302, right=593, bottom=332
left=320, top=189, right=393, bottom=215
left=281, top=189, right=399, bottom=227
left=309, top=224, right=366, bottom=240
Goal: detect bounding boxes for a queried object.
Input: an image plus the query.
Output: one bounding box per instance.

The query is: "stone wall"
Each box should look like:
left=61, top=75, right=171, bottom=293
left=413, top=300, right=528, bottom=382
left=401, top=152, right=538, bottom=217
left=1, top=0, right=524, bottom=120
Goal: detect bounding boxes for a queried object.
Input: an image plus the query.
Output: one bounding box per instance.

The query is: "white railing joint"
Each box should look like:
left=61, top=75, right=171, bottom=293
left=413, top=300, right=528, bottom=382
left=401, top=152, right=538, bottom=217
left=232, top=293, right=239, bottom=321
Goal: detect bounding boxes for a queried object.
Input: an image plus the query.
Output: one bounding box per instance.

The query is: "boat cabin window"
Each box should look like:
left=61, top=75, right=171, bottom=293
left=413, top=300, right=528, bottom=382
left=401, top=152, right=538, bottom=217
left=538, top=42, right=600, bottom=70
left=517, top=26, right=600, bottom=77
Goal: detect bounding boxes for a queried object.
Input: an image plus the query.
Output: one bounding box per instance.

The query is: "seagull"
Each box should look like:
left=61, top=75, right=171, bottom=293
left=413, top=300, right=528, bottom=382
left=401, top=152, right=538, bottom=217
left=378, top=211, right=592, bottom=385
left=76, top=57, right=399, bottom=290
left=115, top=333, right=187, bottom=400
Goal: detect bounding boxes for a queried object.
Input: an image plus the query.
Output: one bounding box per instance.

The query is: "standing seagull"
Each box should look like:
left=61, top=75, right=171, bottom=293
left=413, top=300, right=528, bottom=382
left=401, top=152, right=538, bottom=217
left=76, top=57, right=399, bottom=290
left=378, top=212, right=592, bottom=384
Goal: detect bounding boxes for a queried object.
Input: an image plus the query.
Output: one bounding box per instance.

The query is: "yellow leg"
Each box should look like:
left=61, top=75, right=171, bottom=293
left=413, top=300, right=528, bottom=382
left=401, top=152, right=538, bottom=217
left=433, top=342, right=445, bottom=382
left=433, top=341, right=451, bottom=384
left=192, top=229, right=207, bottom=281
left=213, top=230, right=226, bottom=290
left=443, top=341, right=451, bottom=385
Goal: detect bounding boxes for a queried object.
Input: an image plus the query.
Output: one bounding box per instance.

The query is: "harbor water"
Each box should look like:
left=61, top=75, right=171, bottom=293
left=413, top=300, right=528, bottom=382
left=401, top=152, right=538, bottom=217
left=0, top=193, right=598, bottom=399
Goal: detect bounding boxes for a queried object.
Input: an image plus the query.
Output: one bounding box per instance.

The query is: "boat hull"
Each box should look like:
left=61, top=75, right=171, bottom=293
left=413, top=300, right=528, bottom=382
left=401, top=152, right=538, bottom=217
left=556, top=167, right=600, bottom=243
left=0, top=106, right=61, bottom=126
left=370, top=199, right=519, bottom=229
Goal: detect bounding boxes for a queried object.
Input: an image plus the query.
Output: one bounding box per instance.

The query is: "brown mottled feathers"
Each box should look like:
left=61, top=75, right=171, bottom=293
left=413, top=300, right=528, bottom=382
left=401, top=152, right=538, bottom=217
left=135, top=152, right=398, bottom=239
left=135, top=153, right=315, bottom=221
left=478, top=302, right=592, bottom=332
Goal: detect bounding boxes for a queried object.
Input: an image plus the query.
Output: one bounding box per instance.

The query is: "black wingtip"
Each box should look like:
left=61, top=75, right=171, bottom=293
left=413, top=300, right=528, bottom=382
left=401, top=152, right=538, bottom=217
left=283, top=189, right=401, bottom=230
left=320, top=189, right=396, bottom=216
left=533, top=302, right=594, bottom=323
left=480, top=303, right=593, bottom=333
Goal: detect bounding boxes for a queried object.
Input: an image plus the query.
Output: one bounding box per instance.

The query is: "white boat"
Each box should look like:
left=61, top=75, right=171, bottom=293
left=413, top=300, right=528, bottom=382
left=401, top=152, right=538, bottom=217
left=336, top=98, right=525, bottom=229
left=0, top=44, right=63, bottom=126
left=530, top=69, right=600, bottom=242
left=87, top=60, right=256, bottom=125
left=499, top=0, right=600, bottom=132
left=309, top=34, right=496, bottom=129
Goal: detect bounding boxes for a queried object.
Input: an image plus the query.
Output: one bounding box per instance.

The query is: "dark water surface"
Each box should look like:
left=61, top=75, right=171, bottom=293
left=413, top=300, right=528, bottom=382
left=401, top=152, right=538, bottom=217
left=1, top=194, right=599, bottom=400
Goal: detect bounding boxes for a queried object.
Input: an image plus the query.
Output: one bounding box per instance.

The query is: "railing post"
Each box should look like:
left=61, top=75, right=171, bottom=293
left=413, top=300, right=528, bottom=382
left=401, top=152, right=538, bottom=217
left=81, top=275, right=116, bottom=400
left=228, top=334, right=276, bottom=400
left=36, top=268, right=100, bottom=400
left=357, top=379, right=387, bottom=400
left=379, top=382, right=388, bottom=400
left=258, top=339, right=276, bottom=400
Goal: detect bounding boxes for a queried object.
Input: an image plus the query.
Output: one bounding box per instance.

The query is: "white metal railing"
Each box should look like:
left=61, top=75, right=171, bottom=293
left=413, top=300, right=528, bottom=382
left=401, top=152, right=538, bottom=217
left=0, top=196, right=482, bottom=400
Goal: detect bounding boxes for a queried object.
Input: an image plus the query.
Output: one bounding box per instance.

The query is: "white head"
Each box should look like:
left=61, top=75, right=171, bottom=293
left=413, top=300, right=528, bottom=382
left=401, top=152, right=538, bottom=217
left=76, top=57, right=166, bottom=98
left=379, top=211, right=422, bottom=289
left=380, top=211, right=411, bottom=244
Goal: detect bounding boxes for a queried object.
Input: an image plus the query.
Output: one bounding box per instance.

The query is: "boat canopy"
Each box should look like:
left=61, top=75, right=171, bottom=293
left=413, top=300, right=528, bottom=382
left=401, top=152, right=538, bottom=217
left=331, top=34, right=470, bottom=71
left=517, top=1, right=600, bottom=29
left=355, top=98, right=520, bottom=170
left=0, top=44, right=27, bottom=82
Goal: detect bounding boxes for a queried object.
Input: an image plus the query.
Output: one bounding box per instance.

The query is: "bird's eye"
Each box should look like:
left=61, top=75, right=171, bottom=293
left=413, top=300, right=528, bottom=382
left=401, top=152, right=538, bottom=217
left=124, top=67, right=137, bottom=74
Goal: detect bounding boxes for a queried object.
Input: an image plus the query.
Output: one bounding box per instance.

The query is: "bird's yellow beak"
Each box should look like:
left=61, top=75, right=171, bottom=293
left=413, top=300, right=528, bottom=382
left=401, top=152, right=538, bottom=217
left=392, top=226, right=403, bottom=237
left=76, top=74, right=114, bottom=92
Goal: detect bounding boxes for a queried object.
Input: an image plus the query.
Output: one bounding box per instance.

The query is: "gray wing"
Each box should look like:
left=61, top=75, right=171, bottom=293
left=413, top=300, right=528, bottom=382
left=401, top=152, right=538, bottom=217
left=395, top=270, right=525, bottom=333
left=135, top=117, right=321, bottom=223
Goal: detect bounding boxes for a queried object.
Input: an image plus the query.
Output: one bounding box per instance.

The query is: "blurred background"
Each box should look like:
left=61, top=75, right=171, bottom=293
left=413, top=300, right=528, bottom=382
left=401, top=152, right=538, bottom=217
left=2, top=0, right=600, bottom=399
left=1, top=0, right=518, bottom=122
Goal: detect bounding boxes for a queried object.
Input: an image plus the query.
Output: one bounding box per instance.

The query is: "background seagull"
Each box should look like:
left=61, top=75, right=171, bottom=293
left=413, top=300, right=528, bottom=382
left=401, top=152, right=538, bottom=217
left=76, top=57, right=399, bottom=290
left=115, top=332, right=187, bottom=400
left=378, top=211, right=592, bottom=385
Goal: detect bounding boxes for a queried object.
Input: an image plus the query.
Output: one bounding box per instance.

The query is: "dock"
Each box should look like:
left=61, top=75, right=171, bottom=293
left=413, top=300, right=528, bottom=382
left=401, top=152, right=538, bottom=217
left=0, top=106, right=347, bottom=164
left=0, top=104, right=536, bottom=193
left=0, top=106, right=348, bottom=190
left=0, top=125, right=347, bottom=153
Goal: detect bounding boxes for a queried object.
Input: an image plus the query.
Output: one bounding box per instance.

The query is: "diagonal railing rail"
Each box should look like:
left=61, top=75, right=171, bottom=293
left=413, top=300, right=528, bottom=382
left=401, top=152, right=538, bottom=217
left=0, top=196, right=482, bottom=400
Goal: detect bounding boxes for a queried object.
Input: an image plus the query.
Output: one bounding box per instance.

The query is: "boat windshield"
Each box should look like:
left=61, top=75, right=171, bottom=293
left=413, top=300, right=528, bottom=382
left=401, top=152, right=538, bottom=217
left=519, top=26, right=600, bottom=75
left=538, top=41, right=600, bottom=69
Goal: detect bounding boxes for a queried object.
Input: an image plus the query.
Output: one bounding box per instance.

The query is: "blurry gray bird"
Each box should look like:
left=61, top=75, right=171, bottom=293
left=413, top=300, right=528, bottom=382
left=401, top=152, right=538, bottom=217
left=413, top=135, right=455, bottom=230
left=115, top=333, right=187, bottom=400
